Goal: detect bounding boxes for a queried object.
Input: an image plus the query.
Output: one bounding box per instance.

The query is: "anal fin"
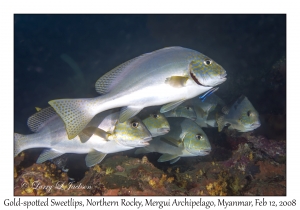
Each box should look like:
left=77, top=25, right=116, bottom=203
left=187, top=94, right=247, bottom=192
left=158, top=154, right=179, bottom=162
left=85, top=150, right=107, bottom=167
left=36, top=149, right=64, bottom=163
left=169, top=157, right=181, bottom=164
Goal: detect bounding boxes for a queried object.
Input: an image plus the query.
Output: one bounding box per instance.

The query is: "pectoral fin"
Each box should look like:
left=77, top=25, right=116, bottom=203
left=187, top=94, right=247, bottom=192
left=85, top=150, right=107, bottom=167
left=119, top=106, right=143, bottom=123
left=165, top=76, right=189, bottom=88
left=158, top=154, right=179, bottom=162
left=160, top=99, right=186, bottom=113
left=160, top=137, right=182, bottom=147
left=82, top=127, right=108, bottom=140
left=36, top=149, right=64, bottom=163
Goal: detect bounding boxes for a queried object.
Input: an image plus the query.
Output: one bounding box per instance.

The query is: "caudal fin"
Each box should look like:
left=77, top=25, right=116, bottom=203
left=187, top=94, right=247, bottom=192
left=14, top=133, right=26, bottom=157
left=48, top=98, right=97, bottom=139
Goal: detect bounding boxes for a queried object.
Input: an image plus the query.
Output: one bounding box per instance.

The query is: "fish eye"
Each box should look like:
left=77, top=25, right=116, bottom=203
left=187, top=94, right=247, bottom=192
left=185, top=106, right=192, bottom=111
left=204, top=59, right=212, bottom=66
left=247, top=110, right=252, bottom=117
left=150, top=114, right=159, bottom=119
left=195, top=134, right=202, bottom=140
left=131, top=121, right=139, bottom=128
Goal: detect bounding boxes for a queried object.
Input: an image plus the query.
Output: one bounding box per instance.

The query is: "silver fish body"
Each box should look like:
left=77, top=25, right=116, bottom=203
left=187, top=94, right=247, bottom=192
left=14, top=107, right=152, bottom=167
left=49, top=46, right=227, bottom=139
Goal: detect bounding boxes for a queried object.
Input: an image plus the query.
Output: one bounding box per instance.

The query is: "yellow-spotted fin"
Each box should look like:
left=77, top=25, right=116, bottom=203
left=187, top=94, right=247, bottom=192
left=48, top=98, right=96, bottom=139
left=95, top=56, right=145, bottom=95
left=35, top=107, right=42, bottom=112
left=27, top=107, right=58, bottom=133
left=36, top=149, right=64, bottom=164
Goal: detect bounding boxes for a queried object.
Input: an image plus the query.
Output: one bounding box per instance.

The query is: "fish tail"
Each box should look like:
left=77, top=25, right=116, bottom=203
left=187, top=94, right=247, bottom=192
left=48, top=98, right=98, bottom=139
left=216, top=115, right=225, bottom=132
left=14, top=133, right=27, bottom=157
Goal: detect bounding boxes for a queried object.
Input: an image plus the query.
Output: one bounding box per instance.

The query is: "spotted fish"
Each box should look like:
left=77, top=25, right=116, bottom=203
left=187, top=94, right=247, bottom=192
left=48, top=47, right=227, bottom=139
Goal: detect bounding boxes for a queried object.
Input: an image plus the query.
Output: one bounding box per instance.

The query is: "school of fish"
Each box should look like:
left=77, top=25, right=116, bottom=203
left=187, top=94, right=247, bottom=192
left=14, top=46, right=261, bottom=167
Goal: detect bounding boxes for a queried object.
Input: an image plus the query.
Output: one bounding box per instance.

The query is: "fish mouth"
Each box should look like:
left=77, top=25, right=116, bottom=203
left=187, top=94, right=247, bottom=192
left=157, top=127, right=170, bottom=134
left=221, top=72, right=227, bottom=78
left=141, top=142, right=150, bottom=146
left=189, top=115, right=197, bottom=120
left=190, top=69, right=227, bottom=87
left=143, top=136, right=153, bottom=142
left=251, top=122, right=261, bottom=128
left=199, top=148, right=211, bottom=155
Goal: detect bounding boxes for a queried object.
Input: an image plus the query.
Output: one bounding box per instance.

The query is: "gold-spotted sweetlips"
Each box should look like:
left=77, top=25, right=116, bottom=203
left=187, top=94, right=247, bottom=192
left=49, top=46, right=227, bottom=139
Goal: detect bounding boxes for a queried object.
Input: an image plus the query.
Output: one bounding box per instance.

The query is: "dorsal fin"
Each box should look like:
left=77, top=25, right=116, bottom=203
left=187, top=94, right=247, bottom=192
left=95, top=56, right=142, bottom=94
left=27, top=107, right=58, bottom=132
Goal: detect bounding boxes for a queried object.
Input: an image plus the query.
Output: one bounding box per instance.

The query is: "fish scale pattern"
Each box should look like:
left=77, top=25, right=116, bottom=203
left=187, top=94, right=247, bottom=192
left=49, top=99, right=92, bottom=139
left=95, top=57, right=139, bottom=95
left=27, top=107, right=58, bottom=132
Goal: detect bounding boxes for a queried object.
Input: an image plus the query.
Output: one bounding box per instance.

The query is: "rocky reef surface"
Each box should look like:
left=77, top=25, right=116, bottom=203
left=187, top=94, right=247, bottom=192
left=14, top=129, right=286, bottom=196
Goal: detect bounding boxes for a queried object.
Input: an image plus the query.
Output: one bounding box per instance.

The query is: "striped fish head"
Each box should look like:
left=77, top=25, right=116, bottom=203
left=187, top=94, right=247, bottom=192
left=181, top=120, right=211, bottom=156
left=189, top=54, right=227, bottom=87
left=142, top=113, right=170, bottom=137
left=114, top=116, right=152, bottom=147
left=230, top=96, right=261, bottom=132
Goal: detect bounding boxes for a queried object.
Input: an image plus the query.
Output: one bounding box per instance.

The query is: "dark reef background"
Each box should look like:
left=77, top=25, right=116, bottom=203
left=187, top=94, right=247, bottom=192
left=14, top=14, right=286, bottom=138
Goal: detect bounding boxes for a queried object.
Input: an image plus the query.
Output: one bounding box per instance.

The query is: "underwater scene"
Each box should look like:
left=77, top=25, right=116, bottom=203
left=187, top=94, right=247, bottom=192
left=14, top=14, right=286, bottom=196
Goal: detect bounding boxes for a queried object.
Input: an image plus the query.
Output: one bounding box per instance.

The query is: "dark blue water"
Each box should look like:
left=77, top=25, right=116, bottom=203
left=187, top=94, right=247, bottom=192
left=14, top=14, right=286, bottom=138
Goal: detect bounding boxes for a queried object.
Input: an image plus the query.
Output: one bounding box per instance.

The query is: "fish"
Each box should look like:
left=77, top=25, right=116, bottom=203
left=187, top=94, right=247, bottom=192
left=216, top=95, right=261, bottom=132
left=166, top=93, right=225, bottom=127
left=135, top=118, right=211, bottom=164
left=199, top=87, right=219, bottom=102
left=193, top=93, right=226, bottom=127
left=163, top=104, right=197, bottom=120
left=14, top=107, right=152, bottom=167
left=138, top=107, right=170, bottom=137
left=48, top=46, right=227, bottom=139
